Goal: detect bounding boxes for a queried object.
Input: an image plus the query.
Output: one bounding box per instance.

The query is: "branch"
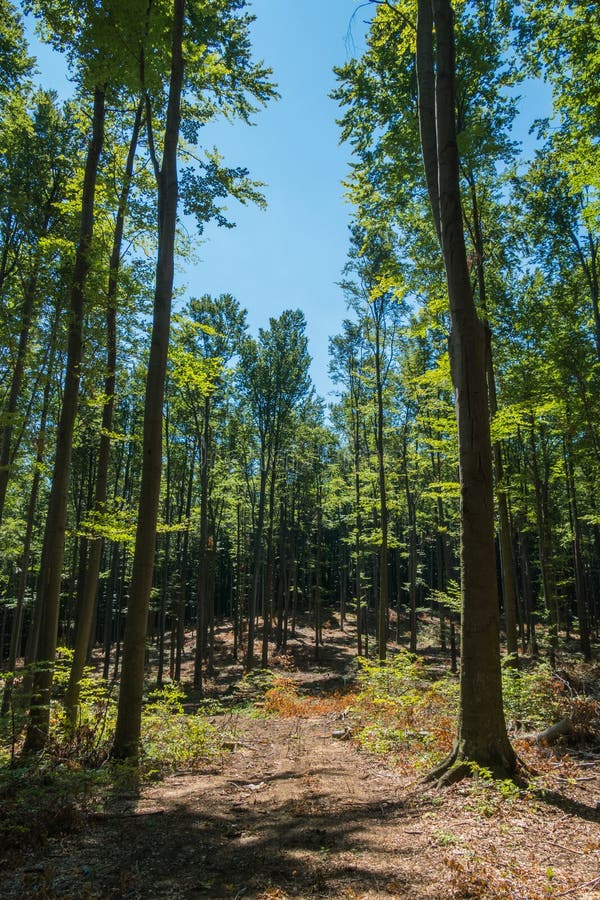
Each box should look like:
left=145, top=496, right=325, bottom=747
left=415, top=0, right=441, bottom=245
left=139, top=0, right=161, bottom=184
left=368, top=0, right=416, bottom=32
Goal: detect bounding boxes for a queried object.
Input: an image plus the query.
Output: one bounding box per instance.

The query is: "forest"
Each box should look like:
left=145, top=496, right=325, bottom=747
left=0, top=0, right=599, bottom=898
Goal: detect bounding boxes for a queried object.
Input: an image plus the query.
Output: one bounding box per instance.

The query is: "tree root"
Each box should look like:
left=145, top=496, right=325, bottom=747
left=422, top=742, right=535, bottom=788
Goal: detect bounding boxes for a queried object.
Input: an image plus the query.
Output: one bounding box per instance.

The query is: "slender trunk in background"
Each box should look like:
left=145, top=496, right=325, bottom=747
left=353, top=408, right=363, bottom=657
left=194, top=398, right=211, bottom=687
left=245, top=459, right=268, bottom=671
left=276, top=498, right=286, bottom=649
left=404, top=443, right=418, bottom=654
left=530, top=422, right=559, bottom=662
left=112, top=0, right=185, bottom=760
left=564, top=434, right=591, bottom=660
left=339, top=541, right=347, bottom=631
left=518, top=529, right=536, bottom=654
left=102, top=545, right=119, bottom=679
left=104, top=435, right=135, bottom=679
left=1, top=313, right=58, bottom=714
left=0, top=272, right=38, bottom=523
left=262, top=459, right=278, bottom=666
left=314, top=498, right=322, bottom=662
left=233, top=502, right=241, bottom=658
left=175, top=450, right=194, bottom=680
left=23, top=87, right=106, bottom=753
left=435, top=451, right=448, bottom=650
left=157, top=406, right=172, bottom=687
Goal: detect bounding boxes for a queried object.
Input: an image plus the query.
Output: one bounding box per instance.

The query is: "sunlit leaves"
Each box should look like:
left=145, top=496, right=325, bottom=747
left=180, top=150, right=266, bottom=233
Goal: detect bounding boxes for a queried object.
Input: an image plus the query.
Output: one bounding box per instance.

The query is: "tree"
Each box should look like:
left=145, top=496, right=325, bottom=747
left=0, top=0, right=33, bottom=99
left=340, top=225, right=406, bottom=659
left=237, top=310, right=311, bottom=670
left=0, top=89, right=77, bottom=526
left=111, top=0, right=185, bottom=760
left=23, top=84, right=106, bottom=752
left=170, top=294, right=247, bottom=690
left=64, top=100, right=144, bottom=725
left=329, top=320, right=369, bottom=654
left=113, top=0, right=275, bottom=758
left=415, top=0, right=516, bottom=781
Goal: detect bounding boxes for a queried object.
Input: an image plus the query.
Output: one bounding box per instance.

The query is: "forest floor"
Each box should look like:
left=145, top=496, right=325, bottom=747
left=2, top=621, right=600, bottom=899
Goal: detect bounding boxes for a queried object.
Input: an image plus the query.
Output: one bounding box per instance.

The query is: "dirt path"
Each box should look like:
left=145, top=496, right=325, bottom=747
left=3, top=626, right=600, bottom=898
left=3, top=713, right=444, bottom=899
left=4, top=707, right=600, bottom=899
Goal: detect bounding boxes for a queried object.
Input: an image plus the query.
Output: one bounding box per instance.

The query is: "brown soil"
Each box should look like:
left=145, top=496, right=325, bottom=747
left=3, top=623, right=600, bottom=899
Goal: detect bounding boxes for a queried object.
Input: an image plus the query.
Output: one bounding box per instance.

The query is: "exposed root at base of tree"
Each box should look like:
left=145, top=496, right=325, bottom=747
left=422, top=742, right=534, bottom=788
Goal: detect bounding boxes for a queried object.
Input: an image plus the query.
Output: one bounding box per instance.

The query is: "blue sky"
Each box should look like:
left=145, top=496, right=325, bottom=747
left=182, top=0, right=371, bottom=401
left=25, top=2, right=551, bottom=400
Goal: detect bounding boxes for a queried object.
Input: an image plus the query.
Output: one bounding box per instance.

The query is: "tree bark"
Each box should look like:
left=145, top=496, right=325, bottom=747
left=564, top=433, right=591, bottom=660
left=416, top=0, right=515, bottom=782
left=466, top=174, right=519, bottom=664
left=245, top=460, right=268, bottom=670
left=374, top=316, right=389, bottom=661
left=23, top=86, right=106, bottom=753
left=1, top=312, right=58, bottom=714
left=64, top=101, right=142, bottom=724
left=112, top=0, right=185, bottom=759
left=530, top=422, right=559, bottom=662
left=262, top=457, right=278, bottom=667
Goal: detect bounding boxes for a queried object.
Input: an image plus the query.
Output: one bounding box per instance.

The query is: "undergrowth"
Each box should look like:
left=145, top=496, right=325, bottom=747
left=350, top=651, right=458, bottom=771
left=0, top=662, right=231, bottom=860
left=345, top=651, right=599, bottom=782
left=263, top=676, right=355, bottom=718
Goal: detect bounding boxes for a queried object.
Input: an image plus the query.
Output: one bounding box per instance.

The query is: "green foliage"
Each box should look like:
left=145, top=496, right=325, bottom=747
left=140, top=684, right=224, bottom=774
left=75, top=502, right=136, bottom=544
left=501, top=662, right=567, bottom=730
left=356, top=650, right=425, bottom=705
left=348, top=652, right=578, bottom=773
left=0, top=0, right=33, bottom=96
left=351, top=652, right=457, bottom=765
left=0, top=671, right=233, bottom=857
left=429, top=579, right=461, bottom=615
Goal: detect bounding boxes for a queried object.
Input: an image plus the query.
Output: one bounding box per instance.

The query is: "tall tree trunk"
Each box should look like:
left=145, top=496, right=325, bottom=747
left=194, top=398, right=211, bottom=688
left=175, top=448, right=194, bottom=681
left=1, top=317, right=58, bottom=714
left=353, top=405, right=363, bottom=657
left=404, top=434, right=418, bottom=654
left=23, top=86, right=106, bottom=753
left=466, top=174, right=519, bottom=665
left=435, top=451, right=448, bottom=650
left=276, top=498, right=286, bottom=649
left=374, top=323, right=389, bottom=661
left=112, top=1, right=185, bottom=759
left=64, top=101, right=143, bottom=724
left=530, top=422, right=559, bottom=662
left=0, top=272, right=37, bottom=523
left=416, top=0, right=515, bottom=782
left=314, top=497, right=322, bottom=662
